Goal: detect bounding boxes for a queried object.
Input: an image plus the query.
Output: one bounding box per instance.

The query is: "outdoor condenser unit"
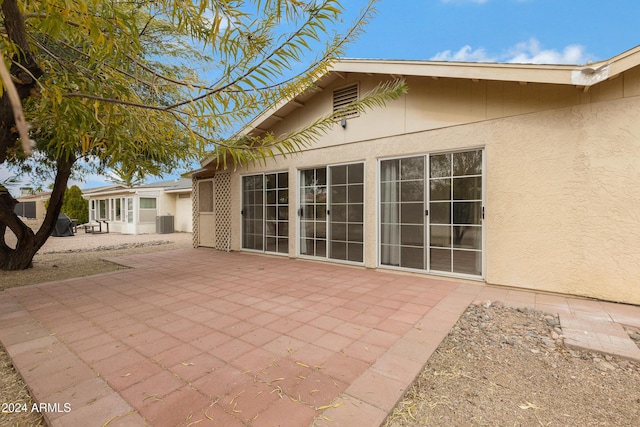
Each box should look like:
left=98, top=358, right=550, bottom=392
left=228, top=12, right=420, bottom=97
left=156, top=215, right=174, bottom=234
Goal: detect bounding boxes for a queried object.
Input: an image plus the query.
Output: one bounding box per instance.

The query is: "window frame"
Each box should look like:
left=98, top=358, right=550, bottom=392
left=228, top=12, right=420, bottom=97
left=377, top=148, right=485, bottom=280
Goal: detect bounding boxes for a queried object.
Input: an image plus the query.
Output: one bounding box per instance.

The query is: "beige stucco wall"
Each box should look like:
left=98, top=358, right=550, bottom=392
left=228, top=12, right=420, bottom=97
left=485, top=97, right=640, bottom=303
left=175, top=194, right=193, bottom=233
left=205, top=69, right=640, bottom=304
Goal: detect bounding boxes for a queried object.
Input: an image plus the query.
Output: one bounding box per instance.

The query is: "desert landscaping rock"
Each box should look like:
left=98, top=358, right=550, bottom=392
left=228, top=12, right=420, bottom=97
left=43, top=240, right=173, bottom=254
left=384, top=304, right=640, bottom=427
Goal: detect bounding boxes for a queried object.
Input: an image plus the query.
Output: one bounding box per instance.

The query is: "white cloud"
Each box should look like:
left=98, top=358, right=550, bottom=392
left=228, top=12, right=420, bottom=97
left=431, top=45, right=496, bottom=62
left=504, top=38, right=588, bottom=64
left=431, top=38, right=593, bottom=65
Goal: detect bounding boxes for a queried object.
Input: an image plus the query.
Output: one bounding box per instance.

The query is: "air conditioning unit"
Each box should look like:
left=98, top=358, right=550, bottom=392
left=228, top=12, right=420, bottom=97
left=156, top=215, right=174, bottom=234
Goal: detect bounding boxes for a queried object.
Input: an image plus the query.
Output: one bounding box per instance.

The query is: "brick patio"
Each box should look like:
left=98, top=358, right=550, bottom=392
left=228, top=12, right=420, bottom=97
left=1, top=248, right=639, bottom=426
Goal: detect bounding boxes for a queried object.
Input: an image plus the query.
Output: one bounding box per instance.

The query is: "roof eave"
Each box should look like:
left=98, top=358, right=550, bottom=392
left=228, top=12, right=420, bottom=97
left=199, top=45, right=640, bottom=170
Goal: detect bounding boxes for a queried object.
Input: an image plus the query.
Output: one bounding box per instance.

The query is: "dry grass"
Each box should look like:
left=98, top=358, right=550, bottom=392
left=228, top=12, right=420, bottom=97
left=0, top=348, right=43, bottom=427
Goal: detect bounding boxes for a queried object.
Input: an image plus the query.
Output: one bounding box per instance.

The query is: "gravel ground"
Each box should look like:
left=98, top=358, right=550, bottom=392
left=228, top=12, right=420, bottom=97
left=384, top=303, right=640, bottom=427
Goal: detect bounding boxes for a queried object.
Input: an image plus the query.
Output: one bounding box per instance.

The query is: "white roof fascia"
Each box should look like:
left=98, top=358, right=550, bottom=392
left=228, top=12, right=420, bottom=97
left=82, top=188, right=135, bottom=198
left=199, top=45, right=640, bottom=169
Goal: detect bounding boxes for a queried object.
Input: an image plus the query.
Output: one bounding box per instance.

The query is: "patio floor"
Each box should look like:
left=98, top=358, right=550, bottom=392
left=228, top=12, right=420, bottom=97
left=1, top=248, right=639, bottom=426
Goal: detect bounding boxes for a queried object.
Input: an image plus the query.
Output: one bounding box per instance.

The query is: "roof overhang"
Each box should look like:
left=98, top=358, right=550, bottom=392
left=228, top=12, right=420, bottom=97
left=165, top=188, right=192, bottom=194
left=199, top=45, right=640, bottom=170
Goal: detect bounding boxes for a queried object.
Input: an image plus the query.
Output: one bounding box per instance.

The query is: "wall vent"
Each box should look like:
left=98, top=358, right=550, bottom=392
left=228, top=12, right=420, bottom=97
left=332, top=83, right=359, bottom=119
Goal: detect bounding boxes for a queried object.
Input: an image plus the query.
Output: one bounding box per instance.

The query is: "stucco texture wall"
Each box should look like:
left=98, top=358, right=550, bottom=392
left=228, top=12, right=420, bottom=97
left=485, top=97, right=640, bottom=304
left=210, top=71, right=640, bottom=304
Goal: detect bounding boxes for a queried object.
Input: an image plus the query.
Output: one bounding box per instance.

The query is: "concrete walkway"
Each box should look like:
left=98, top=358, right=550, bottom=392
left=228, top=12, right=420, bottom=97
left=1, top=249, right=639, bottom=426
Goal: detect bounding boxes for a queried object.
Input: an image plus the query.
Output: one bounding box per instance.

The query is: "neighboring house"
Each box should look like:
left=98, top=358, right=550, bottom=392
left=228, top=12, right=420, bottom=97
left=14, top=190, right=51, bottom=231
left=82, top=179, right=193, bottom=234
left=191, top=46, right=640, bottom=305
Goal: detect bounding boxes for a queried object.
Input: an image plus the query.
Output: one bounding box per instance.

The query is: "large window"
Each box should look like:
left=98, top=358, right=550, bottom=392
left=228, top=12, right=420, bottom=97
left=14, top=201, right=36, bottom=219
left=299, top=163, right=364, bottom=263
left=380, top=150, right=483, bottom=277
left=139, top=197, right=157, bottom=222
left=242, top=172, right=289, bottom=254
left=98, top=199, right=107, bottom=220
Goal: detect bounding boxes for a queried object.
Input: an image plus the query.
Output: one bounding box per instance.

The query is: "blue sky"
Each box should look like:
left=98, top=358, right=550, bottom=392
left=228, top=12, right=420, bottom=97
left=3, top=0, right=640, bottom=195
left=345, top=0, right=639, bottom=64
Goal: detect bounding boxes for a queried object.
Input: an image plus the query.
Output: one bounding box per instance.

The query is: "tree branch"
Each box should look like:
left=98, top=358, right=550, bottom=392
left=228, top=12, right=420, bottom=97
left=0, top=50, right=32, bottom=155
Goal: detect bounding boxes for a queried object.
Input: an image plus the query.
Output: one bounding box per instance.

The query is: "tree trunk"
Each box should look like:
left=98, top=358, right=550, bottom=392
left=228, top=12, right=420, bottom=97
left=0, top=158, right=73, bottom=270
left=0, top=0, right=43, bottom=164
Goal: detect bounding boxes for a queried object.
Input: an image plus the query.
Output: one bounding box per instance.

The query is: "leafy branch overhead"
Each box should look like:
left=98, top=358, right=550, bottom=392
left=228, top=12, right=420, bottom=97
left=2, top=0, right=405, bottom=168
left=210, top=78, right=408, bottom=168
left=0, top=0, right=405, bottom=270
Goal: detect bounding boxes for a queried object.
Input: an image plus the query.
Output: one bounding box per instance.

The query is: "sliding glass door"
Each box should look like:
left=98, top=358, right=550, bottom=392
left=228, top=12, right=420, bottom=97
left=299, top=163, right=364, bottom=263
left=380, top=156, right=425, bottom=269
left=242, top=172, right=289, bottom=254
left=329, top=163, right=364, bottom=262
left=380, top=150, right=483, bottom=277
left=242, top=175, right=264, bottom=251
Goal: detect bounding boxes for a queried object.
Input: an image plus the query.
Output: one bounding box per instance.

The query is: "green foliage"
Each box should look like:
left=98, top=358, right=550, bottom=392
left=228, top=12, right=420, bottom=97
left=1, top=0, right=408, bottom=269
left=2, top=0, right=405, bottom=181
left=61, top=186, right=88, bottom=224
left=44, top=186, right=89, bottom=224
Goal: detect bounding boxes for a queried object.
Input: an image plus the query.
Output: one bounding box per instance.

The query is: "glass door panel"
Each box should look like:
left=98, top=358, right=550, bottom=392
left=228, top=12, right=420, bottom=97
left=243, top=172, right=288, bottom=254
left=300, top=168, right=327, bottom=257
left=428, top=150, right=483, bottom=275
left=242, top=175, right=264, bottom=251
left=380, top=156, right=425, bottom=269
left=264, top=172, right=289, bottom=254
left=329, top=163, right=364, bottom=262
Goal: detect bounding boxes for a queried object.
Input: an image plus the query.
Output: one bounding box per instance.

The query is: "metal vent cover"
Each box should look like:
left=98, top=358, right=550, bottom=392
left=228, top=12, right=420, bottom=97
left=332, top=84, right=359, bottom=119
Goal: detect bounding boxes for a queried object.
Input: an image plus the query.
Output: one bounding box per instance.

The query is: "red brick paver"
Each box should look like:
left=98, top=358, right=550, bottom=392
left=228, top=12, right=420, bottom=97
left=1, top=248, right=639, bottom=426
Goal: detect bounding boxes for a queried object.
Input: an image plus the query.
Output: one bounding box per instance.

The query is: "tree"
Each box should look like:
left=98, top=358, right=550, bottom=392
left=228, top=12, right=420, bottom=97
left=44, top=185, right=89, bottom=224
left=61, top=186, right=88, bottom=225
left=0, top=0, right=406, bottom=270
left=107, top=168, right=146, bottom=188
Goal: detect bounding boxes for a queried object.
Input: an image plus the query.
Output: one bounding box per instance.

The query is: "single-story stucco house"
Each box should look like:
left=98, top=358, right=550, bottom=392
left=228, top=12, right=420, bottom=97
left=82, top=178, right=193, bottom=234
left=190, top=46, right=640, bottom=305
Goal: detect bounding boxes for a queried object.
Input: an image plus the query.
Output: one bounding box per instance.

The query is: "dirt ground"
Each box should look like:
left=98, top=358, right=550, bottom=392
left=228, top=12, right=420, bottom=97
left=1, top=231, right=193, bottom=289
left=1, top=232, right=640, bottom=426
left=384, top=303, right=640, bottom=427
